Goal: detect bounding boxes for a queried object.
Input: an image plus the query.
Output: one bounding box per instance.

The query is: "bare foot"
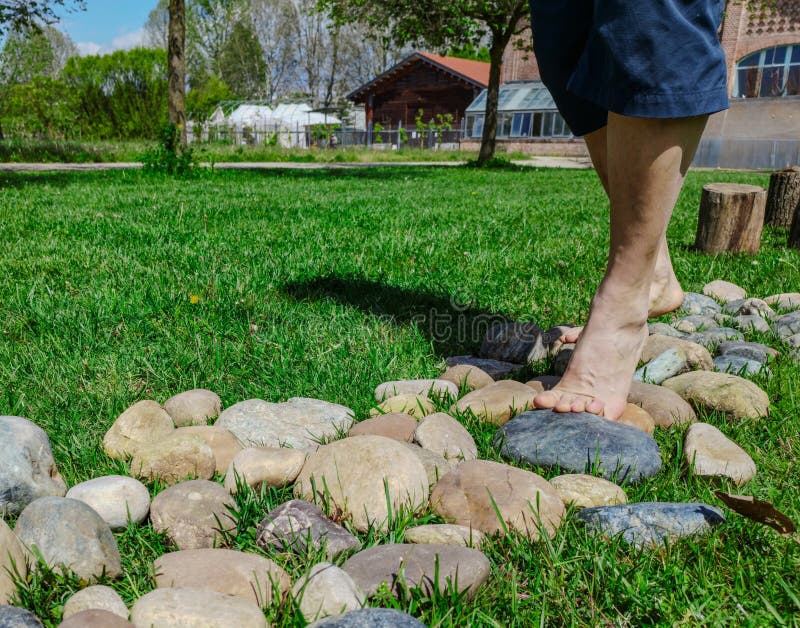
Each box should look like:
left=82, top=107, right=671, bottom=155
left=535, top=287, right=649, bottom=420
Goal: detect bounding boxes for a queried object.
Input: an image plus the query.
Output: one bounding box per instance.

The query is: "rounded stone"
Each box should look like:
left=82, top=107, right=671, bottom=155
left=634, top=347, right=687, bottom=385
left=154, top=548, right=290, bottom=606
left=764, top=293, right=800, bottom=311
left=224, top=447, right=307, bottom=494
left=641, top=335, right=713, bottom=371
left=370, top=394, right=435, bottom=419
left=703, top=280, right=746, bottom=303
left=404, top=524, right=485, bottom=547
left=713, top=355, right=768, bottom=377
left=723, top=298, right=776, bottom=320
left=14, top=497, right=121, bottom=581
left=0, top=606, right=43, bottom=627
left=62, top=585, right=128, bottom=620
left=59, top=609, right=134, bottom=627
left=348, top=414, right=417, bottom=442
left=292, top=562, right=365, bottom=623
left=452, top=380, right=537, bottom=426
left=398, top=443, right=456, bottom=488
left=174, top=426, right=243, bottom=475
left=294, top=436, right=429, bottom=533
left=671, top=315, right=719, bottom=334
left=717, top=341, right=778, bottom=364
left=130, top=434, right=215, bottom=485
left=662, top=371, right=769, bottom=420
left=430, top=459, right=565, bottom=540
left=130, top=588, right=267, bottom=628
left=440, top=365, right=494, bottom=391
left=627, top=381, right=697, bottom=428
left=308, top=608, right=425, bottom=628
left=66, top=476, right=150, bottom=531
left=684, top=423, right=756, bottom=486
left=648, top=322, right=686, bottom=338
left=163, top=389, right=222, bottom=427
left=216, top=397, right=354, bottom=450
left=680, top=292, right=722, bottom=316
left=617, top=404, right=656, bottom=435
left=774, top=311, right=800, bottom=338
left=686, top=328, right=746, bottom=351
left=102, top=400, right=175, bottom=460
left=413, top=413, right=477, bottom=460
left=374, top=379, right=458, bottom=402
left=150, top=480, right=235, bottom=550
left=0, top=416, right=67, bottom=516
left=730, top=314, right=771, bottom=334
left=549, top=474, right=627, bottom=509
left=0, top=520, right=27, bottom=605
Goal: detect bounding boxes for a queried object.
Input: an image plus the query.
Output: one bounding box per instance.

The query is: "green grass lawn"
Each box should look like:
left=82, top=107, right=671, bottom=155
left=1, top=165, right=799, bottom=626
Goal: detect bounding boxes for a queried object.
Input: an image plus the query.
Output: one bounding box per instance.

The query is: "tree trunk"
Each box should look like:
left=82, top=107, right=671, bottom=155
left=695, top=182, right=767, bottom=254
left=764, top=166, right=800, bottom=228
left=477, top=37, right=506, bottom=165
left=168, top=0, right=187, bottom=145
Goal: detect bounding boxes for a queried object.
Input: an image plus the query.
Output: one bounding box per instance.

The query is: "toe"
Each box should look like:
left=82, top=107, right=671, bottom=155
left=554, top=395, right=575, bottom=413
left=533, top=391, right=557, bottom=409
left=570, top=398, right=587, bottom=413
left=585, top=398, right=605, bottom=415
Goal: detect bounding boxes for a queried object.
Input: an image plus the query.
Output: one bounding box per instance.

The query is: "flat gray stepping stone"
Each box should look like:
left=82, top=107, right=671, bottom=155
left=686, top=328, right=744, bottom=350
left=308, top=609, right=426, bottom=627
left=648, top=322, right=685, bottom=338
left=681, top=292, right=722, bottom=316
left=256, top=500, right=360, bottom=559
left=342, top=544, right=490, bottom=598
left=717, top=341, right=777, bottom=364
left=0, top=607, right=43, bottom=627
left=445, top=355, right=523, bottom=380
left=479, top=321, right=546, bottom=364
left=713, top=356, right=769, bottom=378
left=723, top=298, right=775, bottom=320
left=730, top=314, right=770, bottom=334
left=671, top=315, right=719, bottom=333
left=577, top=502, right=725, bottom=548
left=494, top=410, right=662, bottom=483
left=773, top=311, right=800, bottom=339
left=634, top=348, right=687, bottom=384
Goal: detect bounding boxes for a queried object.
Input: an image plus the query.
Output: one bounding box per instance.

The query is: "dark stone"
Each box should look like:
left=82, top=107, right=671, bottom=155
left=577, top=502, right=725, bottom=547
left=680, top=293, right=722, bottom=316
left=256, top=499, right=361, bottom=559
left=0, top=607, right=43, bottom=628
left=444, top=356, right=523, bottom=380
left=686, top=328, right=744, bottom=351
left=494, top=410, right=662, bottom=483
left=713, top=356, right=769, bottom=378
left=479, top=322, right=545, bottom=364
left=773, top=311, right=800, bottom=339
left=308, top=608, right=426, bottom=628
left=717, top=341, right=777, bottom=364
left=342, top=544, right=490, bottom=598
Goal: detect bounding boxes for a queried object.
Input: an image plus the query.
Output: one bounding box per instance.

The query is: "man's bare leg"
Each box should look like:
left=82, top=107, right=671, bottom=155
left=559, top=127, right=684, bottom=345
left=534, top=113, right=708, bottom=420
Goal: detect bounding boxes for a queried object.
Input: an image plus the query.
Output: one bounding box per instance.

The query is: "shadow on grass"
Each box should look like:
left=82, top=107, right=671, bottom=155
left=284, top=274, right=512, bottom=357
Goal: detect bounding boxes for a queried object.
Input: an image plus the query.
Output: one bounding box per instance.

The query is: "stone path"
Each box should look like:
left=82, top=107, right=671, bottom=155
left=0, top=277, right=791, bottom=626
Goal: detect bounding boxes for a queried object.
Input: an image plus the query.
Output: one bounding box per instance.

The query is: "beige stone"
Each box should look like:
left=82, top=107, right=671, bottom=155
left=103, top=400, right=175, bottom=460
left=627, top=381, right=697, bottom=428
left=66, top=475, right=150, bottom=531
left=414, top=413, right=477, bottom=460
left=641, top=335, right=713, bottom=371
left=430, top=460, right=565, bottom=540
left=0, top=518, right=27, bottom=605
left=130, top=434, right=215, bottom=485
left=294, top=435, right=429, bottom=533
left=348, top=413, right=417, bottom=442
left=764, top=293, right=800, bottom=311
left=399, top=443, right=456, bottom=488
left=370, top=394, right=435, bottom=419
left=703, top=280, right=746, bottom=302
left=549, top=474, right=627, bottom=509
left=224, top=447, right=307, bottom=494
left=63, top=585, right=128, bottom=620
left=164, top=389, right=222, bottom=427
left=154, top=548, right=290, bottom=606
left=292, top=562, right=365, bottom=623
left=374, top=379, right=458, bottom=402
left=618, top=404, right=656, bottom=435
left=175, top=426, right=243, bottom=475
left=130, top=588, right=267, bottom=628
left=405, top=524, right=485, bottom=547
left=662, top=372, right=770, bottom=420
left=60, top=609, right=134, bottom=627
left=440, top=365, right=494, bottom=391
left=452, top=380, right=537, bottom=426
left=150, top=480, right=235, bottom=550
left=525, top=375, right=561, bottom=392
left=684, top=423, right=757, bottom=485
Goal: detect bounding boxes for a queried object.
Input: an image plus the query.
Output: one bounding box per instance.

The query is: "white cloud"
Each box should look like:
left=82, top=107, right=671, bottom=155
left=76, top=28, right=147, bottom=56
left=76, top=41, right=103, bottom=56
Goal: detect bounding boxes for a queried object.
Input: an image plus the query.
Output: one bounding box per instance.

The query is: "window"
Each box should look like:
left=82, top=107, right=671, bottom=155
left=497, top=113, right=513, bottom=137
left=466, top=114, right=484, bottom=138
left=735, top=44, right=800, bottom=98
left=511, top=112, right=532, bottom=137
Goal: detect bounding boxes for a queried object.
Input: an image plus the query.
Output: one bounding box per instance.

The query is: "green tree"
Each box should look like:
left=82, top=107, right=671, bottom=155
left=319, top=0, right=530, bottom=164
left=0, top=25, right=77, bottom=84
left=0, top=0, right=85, bottom=35
left=218, top=19, right=267, bottom=99
left=186, top=73, right=232, bottom=120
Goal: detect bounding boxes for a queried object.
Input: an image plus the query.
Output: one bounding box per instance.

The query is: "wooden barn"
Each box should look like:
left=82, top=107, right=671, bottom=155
left=348, top=51, right=490, bottom=128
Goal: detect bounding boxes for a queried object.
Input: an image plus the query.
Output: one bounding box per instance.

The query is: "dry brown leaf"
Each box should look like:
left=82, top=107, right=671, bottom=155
left=714, top=491, right=797, bottom=535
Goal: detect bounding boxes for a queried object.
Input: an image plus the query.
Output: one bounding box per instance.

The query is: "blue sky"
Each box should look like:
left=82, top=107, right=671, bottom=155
left=58, top=1, right=159, bottom=55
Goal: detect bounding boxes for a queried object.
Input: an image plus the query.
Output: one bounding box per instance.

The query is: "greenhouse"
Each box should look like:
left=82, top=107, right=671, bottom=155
left=464, top=80, right=572, bottom=140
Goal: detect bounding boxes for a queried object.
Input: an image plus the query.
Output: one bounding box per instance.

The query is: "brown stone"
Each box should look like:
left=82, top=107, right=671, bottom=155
left=130, top=434, right=215, bottom=485
left=641, top=335, right=713, bottom=371
left=413, top=413, right=477, bottom=460
left=370, top=394, right=435, bottom=419
left=348, top=413, right=417, bottom=442
left=440, top=365, right=494, bottom=392
left=131, top=588, right=267, bottom=628
left=684, top=423, right=757, bottom=485
left=452, top=380, right=537, bottom=426
left=59, top=610, right=134, bottom=628
left=164, top=389, right=222, bottom=427
left=702, top=280, right=746, bottom=302
left=224, top=447, right=306, bottom=493
left=404, top=524, right=485, bottom=547
left=0, top=518, right=27, bottom=604
left=549, top=474, right=627, bottom=509
left=175, top=426, right=243, bottom=475
left=618, top=404, right=656, bottom=435
left=103, top=400, right=175, bottom=460
left=662, top=371, right=770, bottom=420
left=374, top=379, right=458, bottom=401
left=627, top=381, right=697, bottom=428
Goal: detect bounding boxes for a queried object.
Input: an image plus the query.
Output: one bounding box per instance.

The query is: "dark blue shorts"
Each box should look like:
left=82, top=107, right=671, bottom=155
left=530, top=0, right=730, bottom=136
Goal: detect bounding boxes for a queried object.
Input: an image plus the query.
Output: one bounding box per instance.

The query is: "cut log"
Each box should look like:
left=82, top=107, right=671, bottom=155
left=764, top=166, right=800, bottom=228
left=694, top=183, right=766, bottom=254
left=788, top=202, right=800, bottom=249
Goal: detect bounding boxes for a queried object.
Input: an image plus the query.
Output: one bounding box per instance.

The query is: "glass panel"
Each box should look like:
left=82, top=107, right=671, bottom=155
left=761, top=66, right=784, bottom=97
left=764, top=48, right=775, bottom=65
left=470, top=115, right=484, bottom=138
left=498, top=88, right=516, bottom=107
left=511, top=113, right=522, bottom=136
left=532, top=112, right=543, bottom=137
left=500, top=113, right=513, bottom=137
left=772, top=46, right=787, bottom=64
left=542, top=112, right=553, bottom=137
left=468, top=92, right=487, bottom=111
left=739, top=51, right=761, bottom=67
left=520, top=113, right=532, bottom=136
left=555, top=114, right=567, bottom=136
left=787, top=67, right=800, bottom=96
left=737, top=67, right=760, bottom=97
left=792, top=46, right=800, bottom=63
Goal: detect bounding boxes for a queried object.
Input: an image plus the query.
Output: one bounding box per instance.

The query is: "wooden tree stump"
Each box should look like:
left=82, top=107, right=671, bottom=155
left=694, top=183, right=766, bottom=254
left=764, top=166, right=800, bottom=228
left=788, top=203, right=800, bottom=249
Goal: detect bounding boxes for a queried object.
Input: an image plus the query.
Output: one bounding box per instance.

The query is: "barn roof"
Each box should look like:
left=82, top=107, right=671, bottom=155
left=348, top=51, right=490, bottom=102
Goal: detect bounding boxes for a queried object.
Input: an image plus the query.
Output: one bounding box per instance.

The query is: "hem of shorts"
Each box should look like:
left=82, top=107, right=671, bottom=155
left=570, top=84, right=730, bottom=122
